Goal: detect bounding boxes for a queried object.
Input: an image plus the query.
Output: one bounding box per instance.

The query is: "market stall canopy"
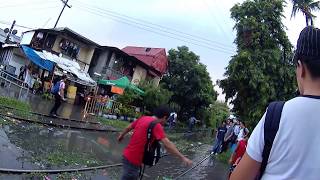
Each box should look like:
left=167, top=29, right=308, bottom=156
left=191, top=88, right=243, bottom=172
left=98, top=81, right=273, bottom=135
left=98, top=77, right=145, bottom=95
left=21, top=45, right=54, bottom=71
left=35, top=50, right=96, bottom=86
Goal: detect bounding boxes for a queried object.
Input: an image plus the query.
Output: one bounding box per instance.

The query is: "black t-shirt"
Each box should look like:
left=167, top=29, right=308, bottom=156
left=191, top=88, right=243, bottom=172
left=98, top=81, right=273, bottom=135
left=217, top=126, right=227, bottom=140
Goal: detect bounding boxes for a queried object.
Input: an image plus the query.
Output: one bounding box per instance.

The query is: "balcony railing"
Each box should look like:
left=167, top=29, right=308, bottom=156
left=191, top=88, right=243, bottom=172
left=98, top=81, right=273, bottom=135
left=102, top=67, right=132, bottom=81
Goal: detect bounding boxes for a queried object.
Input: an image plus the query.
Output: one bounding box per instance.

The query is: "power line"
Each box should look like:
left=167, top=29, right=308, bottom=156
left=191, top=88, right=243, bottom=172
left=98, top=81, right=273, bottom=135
left=76, top=5, right=234, bottom=54
left=0, top=20, right=34, bottom=30
left=75, top=5, right=234, bottom=54
left=0, top=0, right=56, bottom=9
left=72, top=0, right=235, bottom=50
left=201, top=0, right=231, bottom=41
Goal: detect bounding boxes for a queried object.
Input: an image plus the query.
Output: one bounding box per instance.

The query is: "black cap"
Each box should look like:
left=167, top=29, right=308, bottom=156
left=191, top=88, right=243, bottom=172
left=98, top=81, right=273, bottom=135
left=294, top=26, right=320, bottom=61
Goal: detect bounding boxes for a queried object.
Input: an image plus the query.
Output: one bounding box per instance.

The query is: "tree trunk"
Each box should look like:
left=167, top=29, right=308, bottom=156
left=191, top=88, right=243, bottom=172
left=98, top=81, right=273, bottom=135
left=306, top=16, right=309, bottom=26
left=311, top=18, right=314, bottom=26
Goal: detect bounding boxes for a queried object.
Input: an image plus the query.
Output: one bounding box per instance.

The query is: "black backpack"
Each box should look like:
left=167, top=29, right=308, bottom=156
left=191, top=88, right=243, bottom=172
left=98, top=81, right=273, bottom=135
left=259, top=101, right=285, bottom=179
left=139, top=121, right=162, bottom=179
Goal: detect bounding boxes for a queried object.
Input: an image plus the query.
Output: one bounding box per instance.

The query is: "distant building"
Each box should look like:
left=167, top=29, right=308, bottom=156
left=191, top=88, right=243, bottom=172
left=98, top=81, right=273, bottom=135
left=89, top=46, right=168, bottom=87
left=122, top=46, right=168, bottom=86
left=20, top=27, right=99, bottom=72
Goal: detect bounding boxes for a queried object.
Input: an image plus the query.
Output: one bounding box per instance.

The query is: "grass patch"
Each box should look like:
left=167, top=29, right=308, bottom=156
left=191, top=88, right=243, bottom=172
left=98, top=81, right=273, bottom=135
left=97, top=117, right=130, bottom=130
left=0, top=96, right=31, bottom=111
left=32, top=149, right=103, bottom=167
left=216, top=150, right=232, bottom=164
left=0, top=96, right=32, bottom=119
left=0, top=117, right=11, bottom=125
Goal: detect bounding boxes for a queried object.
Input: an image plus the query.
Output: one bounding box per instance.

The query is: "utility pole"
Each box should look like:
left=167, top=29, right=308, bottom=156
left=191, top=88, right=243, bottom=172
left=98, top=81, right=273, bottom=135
left=54, top=0, right=71, bottom=28
left=5, top=20, right=16, bottom=43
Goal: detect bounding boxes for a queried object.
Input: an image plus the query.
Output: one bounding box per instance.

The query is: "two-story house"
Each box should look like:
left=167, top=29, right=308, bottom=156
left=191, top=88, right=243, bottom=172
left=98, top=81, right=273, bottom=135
left=22, top=27, right=98, bottom=72
left=89, top=46, right=168, bottom=87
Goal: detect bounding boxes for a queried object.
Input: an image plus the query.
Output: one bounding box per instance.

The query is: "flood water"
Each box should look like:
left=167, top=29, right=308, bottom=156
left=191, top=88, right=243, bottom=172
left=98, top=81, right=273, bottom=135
left=0, top=118, right=228, bottom=180
left=0, top=119, right=127, bottom=179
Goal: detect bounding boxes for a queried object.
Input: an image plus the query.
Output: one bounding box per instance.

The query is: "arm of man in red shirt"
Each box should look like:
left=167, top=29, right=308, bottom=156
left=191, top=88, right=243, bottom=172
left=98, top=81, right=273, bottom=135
left=161, top=137, right=192, bottom=166
left=117, top=119, right=139, bottom=142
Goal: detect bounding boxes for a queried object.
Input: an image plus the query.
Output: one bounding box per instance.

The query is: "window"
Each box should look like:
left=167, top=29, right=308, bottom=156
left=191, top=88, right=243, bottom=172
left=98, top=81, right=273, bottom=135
left=59, top=39, right=80, bottom=59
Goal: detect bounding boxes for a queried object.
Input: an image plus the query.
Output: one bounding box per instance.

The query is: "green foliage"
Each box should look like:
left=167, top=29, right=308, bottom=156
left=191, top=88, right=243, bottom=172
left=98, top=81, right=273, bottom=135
left=42, top=92, right=53, bottom=100
left=97, top=117, right=130, bottom=130
left=0, top=96, right=32, bottom=119
left=139, top=82, right=173, bottom=112
left=34, top=151, right=102, bottom=167
left=163, top=46, right=218, bottom=122
left=219, top=0, right=297, bottom=129
left=217, top=150, right=232, bottom=164
left=204, top=101, right=230, bottom=128
left=117, top=89, right=142, bottom=105
left=290, top=0, right=320, bottom=26
left=0, top=96, right=31, bottom=111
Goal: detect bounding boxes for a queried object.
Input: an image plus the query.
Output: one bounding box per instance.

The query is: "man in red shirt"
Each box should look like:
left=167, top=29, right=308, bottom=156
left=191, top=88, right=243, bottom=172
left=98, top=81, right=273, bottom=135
left=118, top=106, right=193, bottom=180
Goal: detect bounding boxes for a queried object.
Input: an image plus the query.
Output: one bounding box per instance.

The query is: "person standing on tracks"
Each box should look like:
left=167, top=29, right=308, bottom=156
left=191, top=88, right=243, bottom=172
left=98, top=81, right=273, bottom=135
left=118, top=106, right=193, bottom=180
left=50, top=75, right=67, bottom=117
left=188, top=116, right=197, bottom=132
left=222, top=119, right=235, bottom=152
left=212, top=121, right=228, bottom=155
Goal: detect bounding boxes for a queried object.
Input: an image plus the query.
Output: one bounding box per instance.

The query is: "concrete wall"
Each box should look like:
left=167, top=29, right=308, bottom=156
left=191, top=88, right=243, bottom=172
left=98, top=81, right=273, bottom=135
left=152, top=76, right=161, bottom=87
left=79, top=46, right=94, bottom=64
left=132, top=65, right=147, bottom=85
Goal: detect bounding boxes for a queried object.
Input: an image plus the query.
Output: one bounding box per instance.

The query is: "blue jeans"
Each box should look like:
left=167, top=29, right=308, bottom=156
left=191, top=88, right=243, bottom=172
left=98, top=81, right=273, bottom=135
left=121, top=157, right=140, bottom=180
left=212, top=139, right=223, bottom=153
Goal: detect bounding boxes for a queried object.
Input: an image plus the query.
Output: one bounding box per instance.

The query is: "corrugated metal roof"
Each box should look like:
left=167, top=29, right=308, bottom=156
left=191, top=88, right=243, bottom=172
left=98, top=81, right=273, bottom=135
left=24, top=27, right=99, bottom=46
left=122, top=46, right=168, bottom=75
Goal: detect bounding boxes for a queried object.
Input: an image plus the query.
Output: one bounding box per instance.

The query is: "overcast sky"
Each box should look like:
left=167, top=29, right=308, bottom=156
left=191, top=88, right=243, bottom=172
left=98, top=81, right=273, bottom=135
left=0, top=0, right=319, bottom=100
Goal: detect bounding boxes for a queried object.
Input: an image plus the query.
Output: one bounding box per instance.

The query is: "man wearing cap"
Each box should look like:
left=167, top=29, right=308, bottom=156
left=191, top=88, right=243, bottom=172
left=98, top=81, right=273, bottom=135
left=230, top=26, right=320, bottom=179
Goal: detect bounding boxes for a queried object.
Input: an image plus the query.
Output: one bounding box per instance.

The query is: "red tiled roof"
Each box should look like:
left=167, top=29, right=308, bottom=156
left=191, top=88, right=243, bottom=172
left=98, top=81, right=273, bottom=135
left=122, top=46, right=168, bottom=75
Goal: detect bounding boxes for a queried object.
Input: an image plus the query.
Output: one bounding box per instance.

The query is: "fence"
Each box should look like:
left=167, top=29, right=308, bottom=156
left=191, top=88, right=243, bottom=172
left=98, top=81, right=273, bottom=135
left=0, top=69, right=29, bottom=98
left=82, top=96, right=138, bottom=119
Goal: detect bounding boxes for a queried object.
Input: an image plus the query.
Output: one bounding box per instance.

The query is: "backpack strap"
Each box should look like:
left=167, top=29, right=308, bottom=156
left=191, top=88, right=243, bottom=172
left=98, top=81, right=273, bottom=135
left=139, top=120, right=158, bottom=180
left=259, top=101, right=285, bottom=179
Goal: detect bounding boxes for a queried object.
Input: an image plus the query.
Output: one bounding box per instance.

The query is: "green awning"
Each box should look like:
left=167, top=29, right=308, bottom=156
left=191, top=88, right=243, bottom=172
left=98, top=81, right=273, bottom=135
left=98, top=77, right=145, bottom=95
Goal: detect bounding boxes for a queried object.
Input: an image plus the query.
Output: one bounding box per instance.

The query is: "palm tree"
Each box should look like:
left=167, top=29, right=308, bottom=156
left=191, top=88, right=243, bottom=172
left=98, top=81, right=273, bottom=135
left=290, top=0, right=320, bottom=26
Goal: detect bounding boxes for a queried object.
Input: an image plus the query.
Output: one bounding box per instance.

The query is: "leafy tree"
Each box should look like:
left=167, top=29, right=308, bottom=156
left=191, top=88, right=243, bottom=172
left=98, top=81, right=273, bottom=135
left=219, top=0, right=297, bottom=129
left=163, top=46, right=218, bottom=123
left=202, top=101, right=230, bottom=128
left=290, top=0, right=320, bottom=26
left=139, top=82, right=173, bottom=112
left=116, top=89, right=142, bottom=105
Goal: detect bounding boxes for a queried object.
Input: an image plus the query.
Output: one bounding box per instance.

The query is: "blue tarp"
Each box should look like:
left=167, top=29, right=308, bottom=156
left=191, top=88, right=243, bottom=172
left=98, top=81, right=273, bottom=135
left=21, top=45, right=54, bottom=72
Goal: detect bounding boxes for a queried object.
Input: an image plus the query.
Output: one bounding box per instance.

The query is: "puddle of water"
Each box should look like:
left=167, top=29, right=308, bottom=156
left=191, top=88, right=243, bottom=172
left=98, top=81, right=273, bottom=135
left=0, top=167, right=122, bottom=180
left=0, top=120, right=128, bottom=171
left=0, top=117, right=228, bottom=180
left=141, top=144, right=228, bottom=180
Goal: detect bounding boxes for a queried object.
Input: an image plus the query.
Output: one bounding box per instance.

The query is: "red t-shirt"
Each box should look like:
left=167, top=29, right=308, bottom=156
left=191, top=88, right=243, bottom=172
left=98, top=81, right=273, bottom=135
left=232, top=139, right=247, bottom=164
left=123, top=116, right=166, bottom=166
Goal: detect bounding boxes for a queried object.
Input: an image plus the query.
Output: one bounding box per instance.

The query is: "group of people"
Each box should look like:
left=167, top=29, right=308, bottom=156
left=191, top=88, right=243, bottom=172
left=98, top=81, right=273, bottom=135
left=212, top=119, right=249, bottom=155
